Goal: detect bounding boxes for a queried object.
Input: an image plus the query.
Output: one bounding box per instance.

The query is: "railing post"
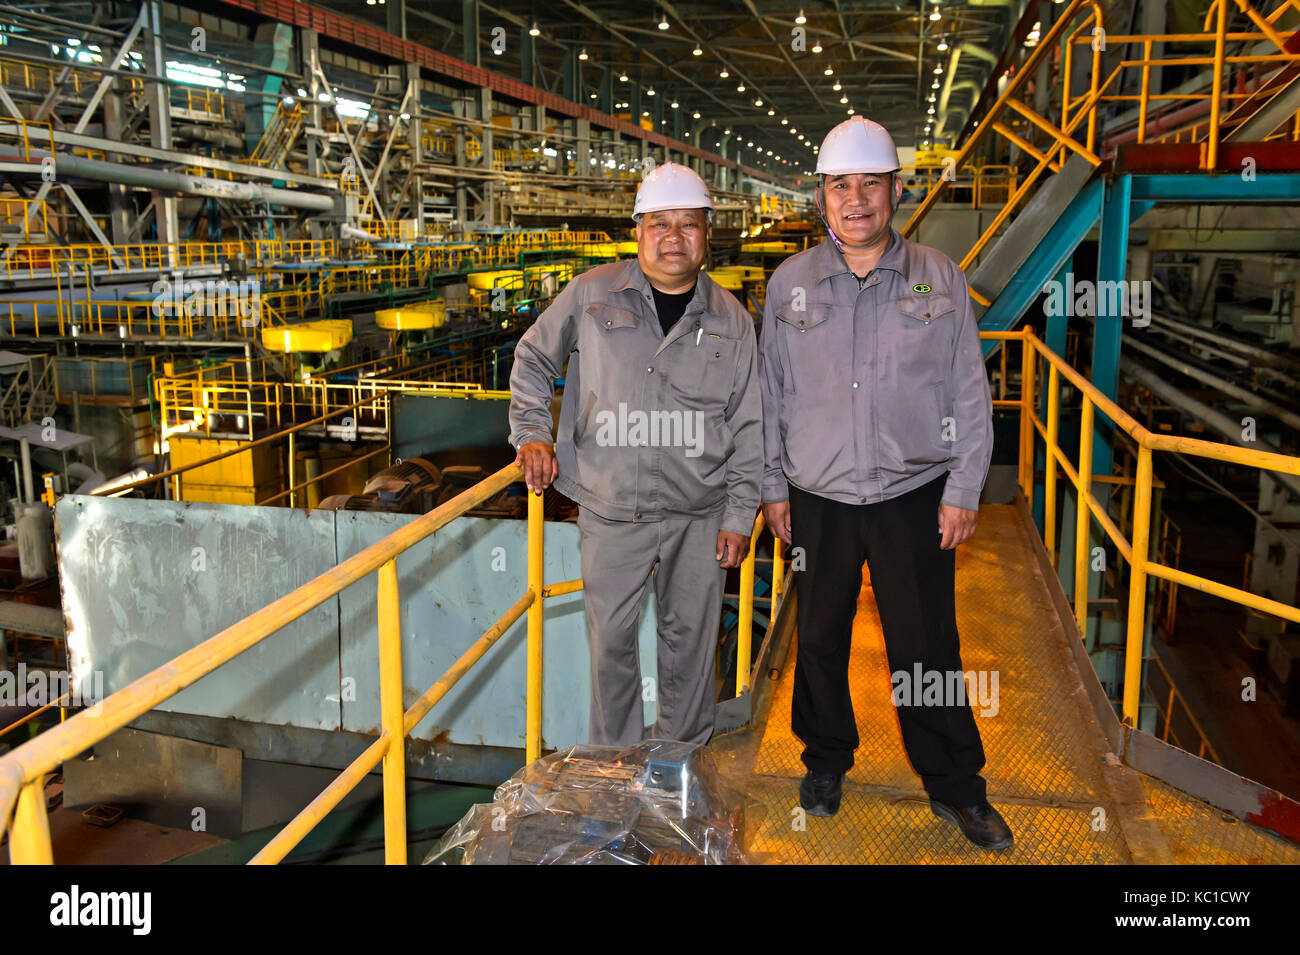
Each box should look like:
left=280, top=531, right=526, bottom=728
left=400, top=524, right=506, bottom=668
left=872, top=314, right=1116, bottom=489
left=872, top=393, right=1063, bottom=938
left=737, top=512, right=765, bottom=697
left=526, top=488, right=543, bottom=764
left=1208, top=0, right=1228, bottom=169
left=1123, top=445, right=1154, bottom=727
left=1075, top=398, right=1095, bottom=638
left=1044, top=364, right=1060, bottom=563
left=1138, top=39, right=1153, bottom=144
left=376, top=558, right=407, bottom=864
left=772, top=537, right=785, bottom=619
left=1019, top=335, right=1036, bottom=507
left=10, top=777, right=53, bottom=864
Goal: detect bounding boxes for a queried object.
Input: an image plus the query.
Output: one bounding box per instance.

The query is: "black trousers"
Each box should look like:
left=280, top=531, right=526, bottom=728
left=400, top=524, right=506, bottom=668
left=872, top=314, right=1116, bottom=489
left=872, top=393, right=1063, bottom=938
left=789, top=475, right=988, bottom=807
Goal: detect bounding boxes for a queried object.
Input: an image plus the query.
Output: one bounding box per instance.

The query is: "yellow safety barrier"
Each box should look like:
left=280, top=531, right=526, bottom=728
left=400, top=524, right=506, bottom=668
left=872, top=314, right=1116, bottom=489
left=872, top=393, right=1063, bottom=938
left=0, top=196, right=48, bottom=241
left=905, top=0, right=1300, bottom=270
left=989, top=328, right=1300, bottom=727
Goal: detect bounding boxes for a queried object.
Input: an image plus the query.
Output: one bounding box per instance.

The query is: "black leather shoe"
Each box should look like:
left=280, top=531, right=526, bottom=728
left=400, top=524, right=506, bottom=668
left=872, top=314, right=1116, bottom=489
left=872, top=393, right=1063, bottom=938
left=799, top=771, right=844, bottom=817
left=930, top=798, right=1014, bottom=850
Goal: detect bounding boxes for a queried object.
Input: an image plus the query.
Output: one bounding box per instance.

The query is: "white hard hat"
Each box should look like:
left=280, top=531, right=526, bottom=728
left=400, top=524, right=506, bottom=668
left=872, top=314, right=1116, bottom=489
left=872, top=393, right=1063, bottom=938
left=815, top=116, right=900, bottom=176
left=632, top=161, right=715, bottom=221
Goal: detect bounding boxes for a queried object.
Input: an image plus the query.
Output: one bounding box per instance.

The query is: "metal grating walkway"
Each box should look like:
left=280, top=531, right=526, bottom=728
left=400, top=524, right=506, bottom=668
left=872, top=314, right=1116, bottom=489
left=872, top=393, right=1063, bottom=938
left=712, top=504, right=1300, bottom=864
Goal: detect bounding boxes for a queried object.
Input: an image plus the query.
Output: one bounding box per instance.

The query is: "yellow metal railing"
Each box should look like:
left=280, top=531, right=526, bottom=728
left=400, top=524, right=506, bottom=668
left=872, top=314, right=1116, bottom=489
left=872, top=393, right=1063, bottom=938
left=904, top=0, right=1300, bottom=302
left=0, top=196, right=47, bottom=241
left=0, top=295, right=271, bottom=340
left=0, top=238, right=337, bottom=281
left=0, top=455, right=787, bottom=863
left=0, top=116, right=54, bottom=162
left=0, top=56, right=101, bottom=96
left=1081, top=0, right=1300, bottom=162
left=992, top=328, right=1300, bottom=727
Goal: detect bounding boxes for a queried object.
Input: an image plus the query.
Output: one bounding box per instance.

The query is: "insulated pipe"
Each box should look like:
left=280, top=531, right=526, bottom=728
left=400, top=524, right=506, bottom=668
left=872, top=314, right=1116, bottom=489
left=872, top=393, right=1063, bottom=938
left=18, top=437, right=33, bottom=504
left=1120, top=357, right=1300, bottom=499
left=1150, top=312, right=1300, bottom=373
left=1125, top=335, right=1300, bottom=433
left=173, top=125, right=244, bottom=150
left=341, top=223, right=381, bottom=242
left=47, top=151, right=335, bottom=212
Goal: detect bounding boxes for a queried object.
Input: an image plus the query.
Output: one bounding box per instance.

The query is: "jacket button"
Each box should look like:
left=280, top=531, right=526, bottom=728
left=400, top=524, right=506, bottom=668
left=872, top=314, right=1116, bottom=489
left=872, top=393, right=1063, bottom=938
left=635, top=512, right=642, bottom=519
left=647, top=367, right=654, bottom=373
left=798, top=319, right=805, bottom=326
left=924, top=312, right=931, bottom=318
left=715, top=351, right=720, bottom=358
left=605, top=319, right=612, bottom=326
left=853, top=381, right=859, bottom=388
left=859, top=496, right=866, bottom=503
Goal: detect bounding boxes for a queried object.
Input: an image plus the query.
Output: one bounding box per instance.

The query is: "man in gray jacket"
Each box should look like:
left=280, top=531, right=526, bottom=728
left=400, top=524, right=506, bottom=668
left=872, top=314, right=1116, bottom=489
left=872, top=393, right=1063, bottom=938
left=760, top=117, right=1011, bottom=850
left=509, top=162, right=762, bottom=747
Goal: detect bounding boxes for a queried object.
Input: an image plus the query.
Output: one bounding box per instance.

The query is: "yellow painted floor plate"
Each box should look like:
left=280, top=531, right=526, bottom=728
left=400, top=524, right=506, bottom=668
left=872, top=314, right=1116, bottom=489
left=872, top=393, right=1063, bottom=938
left=719, top=504, right=1300, bottom=864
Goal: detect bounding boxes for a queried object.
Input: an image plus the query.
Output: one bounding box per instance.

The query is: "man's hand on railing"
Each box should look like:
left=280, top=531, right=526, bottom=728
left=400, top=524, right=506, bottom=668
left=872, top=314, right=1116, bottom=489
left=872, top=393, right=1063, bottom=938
left=763, top=501, right=792, bottom=546
left=515, top=441, right=558, bottom=494
left=938, top=504, right=979, bottom=550
left=717, top=530, right=749, bottom=570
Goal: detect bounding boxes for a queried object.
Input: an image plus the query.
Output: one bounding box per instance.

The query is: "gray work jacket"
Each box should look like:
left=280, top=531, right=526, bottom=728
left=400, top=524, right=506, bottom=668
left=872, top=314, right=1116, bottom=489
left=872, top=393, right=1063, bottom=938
left=759, top=230, right=993, bottom=511
left=509, top=257, right=763, bottom=536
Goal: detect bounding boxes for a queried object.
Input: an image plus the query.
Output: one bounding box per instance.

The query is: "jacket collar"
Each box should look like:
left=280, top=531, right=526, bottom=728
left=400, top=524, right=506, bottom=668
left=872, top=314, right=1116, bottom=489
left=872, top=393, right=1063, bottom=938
left=610, top=256, right=713, bottom=318
left=810, top=227, right=905, bottom=285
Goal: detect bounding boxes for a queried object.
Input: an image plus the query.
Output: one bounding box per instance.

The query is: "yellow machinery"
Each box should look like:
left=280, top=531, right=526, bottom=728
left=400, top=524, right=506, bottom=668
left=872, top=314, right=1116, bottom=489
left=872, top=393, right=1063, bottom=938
left=375, top=300, right=448, bottom=331
left=168, top=434, right=284, bottom=506
left=259, top=320, right=353, bottom=353
left=707, top=265, right=765, bottom=291
left=739, top=241, right=797, bottom=254
left=466, top=269, right=524, bottom=291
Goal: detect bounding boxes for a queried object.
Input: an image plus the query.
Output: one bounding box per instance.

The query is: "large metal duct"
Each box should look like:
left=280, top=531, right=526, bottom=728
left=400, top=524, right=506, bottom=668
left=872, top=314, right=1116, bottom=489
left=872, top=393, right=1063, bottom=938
left=48, top=151, right=335, bottom=213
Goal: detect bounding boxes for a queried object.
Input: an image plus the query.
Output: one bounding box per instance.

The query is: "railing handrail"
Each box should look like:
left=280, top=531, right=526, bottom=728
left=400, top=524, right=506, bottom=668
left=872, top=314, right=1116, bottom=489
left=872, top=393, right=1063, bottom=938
left=1010, top=325, right=1300, bottom=730
left=0, top=462, right=523, bottom=857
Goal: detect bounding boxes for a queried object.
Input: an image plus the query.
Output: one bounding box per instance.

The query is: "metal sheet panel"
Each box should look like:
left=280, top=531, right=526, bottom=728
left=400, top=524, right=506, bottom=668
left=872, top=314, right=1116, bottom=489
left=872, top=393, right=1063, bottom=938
left=55, top=495, right=341, bottom=729
left=336, top=512, right=658, bottom=749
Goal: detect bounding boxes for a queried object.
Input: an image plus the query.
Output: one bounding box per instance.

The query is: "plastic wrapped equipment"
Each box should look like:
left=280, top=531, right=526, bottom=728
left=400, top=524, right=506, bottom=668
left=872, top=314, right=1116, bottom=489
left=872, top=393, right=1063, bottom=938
left=424, top=739, right=751, bottom=865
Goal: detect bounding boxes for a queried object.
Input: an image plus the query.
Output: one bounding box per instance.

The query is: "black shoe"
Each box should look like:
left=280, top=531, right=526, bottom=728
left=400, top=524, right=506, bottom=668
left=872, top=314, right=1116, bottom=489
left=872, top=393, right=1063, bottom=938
left=799, top=770, right=844, bottom=817
left=930, top=798, right=1014, bottom=850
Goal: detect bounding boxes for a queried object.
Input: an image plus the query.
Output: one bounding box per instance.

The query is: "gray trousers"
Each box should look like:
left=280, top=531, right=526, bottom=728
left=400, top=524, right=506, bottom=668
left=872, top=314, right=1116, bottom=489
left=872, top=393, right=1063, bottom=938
left=577, top=507, right=725, bottom=747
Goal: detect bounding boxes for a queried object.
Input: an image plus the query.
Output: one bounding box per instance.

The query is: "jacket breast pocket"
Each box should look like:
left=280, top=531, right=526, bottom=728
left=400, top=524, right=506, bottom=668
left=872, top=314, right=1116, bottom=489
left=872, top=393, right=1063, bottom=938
left=672, top=332, right=739, bottom=407
left=774, top=303, right=845, bottom=394
left=894, top=292, right=956, bottom=385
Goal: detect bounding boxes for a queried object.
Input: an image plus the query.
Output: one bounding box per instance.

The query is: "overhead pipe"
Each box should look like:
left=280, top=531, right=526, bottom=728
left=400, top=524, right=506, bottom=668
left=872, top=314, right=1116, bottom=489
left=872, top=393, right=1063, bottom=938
left=173, top=125, right=244, bottom=150
left=43, top=150, right=335, bottom=212
left=1150, top=313, right=1300, bottom=373
left=1124, top=335, right=1300, bottom=433
left=1120, top=357, right=1300, bottom=500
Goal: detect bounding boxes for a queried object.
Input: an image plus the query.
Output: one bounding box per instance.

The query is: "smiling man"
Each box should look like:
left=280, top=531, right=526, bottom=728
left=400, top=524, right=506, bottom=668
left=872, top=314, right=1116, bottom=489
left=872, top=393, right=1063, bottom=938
left=759, top=117, right=1009, bottom=850
left=509, top=161, right=762, bottom=747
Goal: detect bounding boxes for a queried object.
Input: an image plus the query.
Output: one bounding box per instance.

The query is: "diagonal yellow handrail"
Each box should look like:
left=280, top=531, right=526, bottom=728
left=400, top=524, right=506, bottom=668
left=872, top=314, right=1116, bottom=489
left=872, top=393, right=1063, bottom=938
left=992, top=328, right=1300, bottom=729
